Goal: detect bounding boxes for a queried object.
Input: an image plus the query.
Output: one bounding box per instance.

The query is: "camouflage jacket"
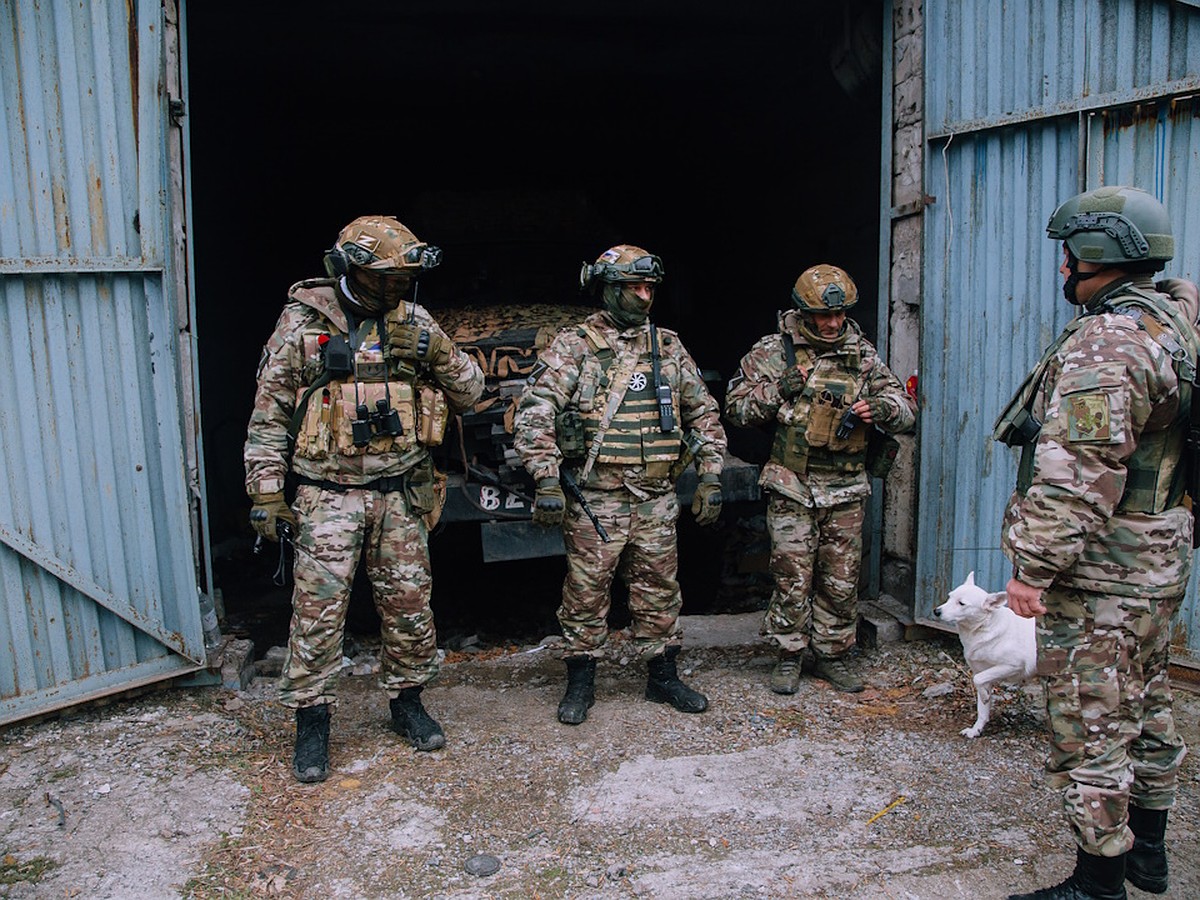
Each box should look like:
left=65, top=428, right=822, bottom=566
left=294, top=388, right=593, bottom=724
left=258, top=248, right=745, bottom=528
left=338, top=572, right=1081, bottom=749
left=244, top=278, right=483, bottom=496
left=724, top=310, right=916, bottom=507
left=1001, top=277, right=1200, bottom=598
left=513, top=311, right=726, bottom=496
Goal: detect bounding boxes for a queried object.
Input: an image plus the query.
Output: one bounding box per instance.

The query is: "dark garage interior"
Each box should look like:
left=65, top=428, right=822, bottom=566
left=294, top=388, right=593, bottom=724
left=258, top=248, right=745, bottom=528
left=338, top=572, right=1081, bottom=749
left=184, top=1, right=884, bottom=647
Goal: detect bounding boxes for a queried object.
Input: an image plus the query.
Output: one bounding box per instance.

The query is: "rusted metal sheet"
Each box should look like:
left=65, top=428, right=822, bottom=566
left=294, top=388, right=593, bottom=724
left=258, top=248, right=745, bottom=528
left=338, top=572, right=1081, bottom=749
left=917, top=0, right=1200, bottom=663
left=0, top=0, right=205, bottom=725
left=927, top=0, right=1200, bottom=139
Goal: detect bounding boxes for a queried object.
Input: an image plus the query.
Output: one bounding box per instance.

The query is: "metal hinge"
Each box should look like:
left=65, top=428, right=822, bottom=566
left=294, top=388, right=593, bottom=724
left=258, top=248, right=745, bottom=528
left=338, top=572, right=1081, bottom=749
left=169, top=97, right=186, bottom=124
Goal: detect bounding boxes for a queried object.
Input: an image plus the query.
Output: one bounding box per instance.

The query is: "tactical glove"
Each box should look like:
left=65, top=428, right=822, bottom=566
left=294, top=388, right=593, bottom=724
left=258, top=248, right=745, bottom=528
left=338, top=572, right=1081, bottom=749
left=778, top=365, right=808, bottom=401
left=249, top=491, right=297, bottom=542
left=691, top=475, right=723, bottom=526
left=389, top=322, right=452, bottom=366
left=532, top=477, right=566, bottom=527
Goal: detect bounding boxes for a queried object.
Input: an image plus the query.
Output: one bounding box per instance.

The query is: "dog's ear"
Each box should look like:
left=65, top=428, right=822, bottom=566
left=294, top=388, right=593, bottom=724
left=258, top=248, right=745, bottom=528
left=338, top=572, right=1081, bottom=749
left=983, top=591, right=1008, bottom=610
left=965, top=571, right=976, bottom=586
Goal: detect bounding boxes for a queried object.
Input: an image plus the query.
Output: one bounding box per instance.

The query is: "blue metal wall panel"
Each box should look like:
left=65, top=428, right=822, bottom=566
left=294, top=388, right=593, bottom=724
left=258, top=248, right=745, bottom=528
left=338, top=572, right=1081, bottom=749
left=919, top=1, right=1200, bottom=661
left=0, top=0, right=203, bottom=724
left=927, top=0, right=1200, bottom=138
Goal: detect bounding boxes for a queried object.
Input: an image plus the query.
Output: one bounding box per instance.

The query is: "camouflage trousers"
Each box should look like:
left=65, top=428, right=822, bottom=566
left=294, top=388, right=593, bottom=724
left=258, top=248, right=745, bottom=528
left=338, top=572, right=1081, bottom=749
left=762, top=491, right=864, bottom=657
left=279, top=484, right=438, bottom=709
left=559, top=486, right=683, bottom=659
left=1037, top=585, right=1186, bottom=856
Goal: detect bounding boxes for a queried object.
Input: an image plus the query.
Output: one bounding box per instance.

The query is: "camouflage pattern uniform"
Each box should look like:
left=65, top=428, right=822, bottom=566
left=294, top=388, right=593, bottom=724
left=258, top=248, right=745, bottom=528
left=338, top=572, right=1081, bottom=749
left=513, top=310, right=726, bottom=658
left=999, top=276, right=1197, bottom=857
left=245, top=279, right=483, bottom=708
left=725, top=308, right=916, bottom=657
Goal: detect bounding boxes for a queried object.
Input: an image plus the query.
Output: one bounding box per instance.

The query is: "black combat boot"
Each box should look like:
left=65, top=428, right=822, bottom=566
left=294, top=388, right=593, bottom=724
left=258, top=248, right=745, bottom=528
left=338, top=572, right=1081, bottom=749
left=557, top=656, right=597, bottom=725
left=646, top=646, right=708, bottom=713
left=389, top=686, right=446, bottom=751
left=1007, top=846, right=1127, bottom=900
left=293, top=704, right=331, bottom=783
left=1126, top=806, right=1168, bottom=893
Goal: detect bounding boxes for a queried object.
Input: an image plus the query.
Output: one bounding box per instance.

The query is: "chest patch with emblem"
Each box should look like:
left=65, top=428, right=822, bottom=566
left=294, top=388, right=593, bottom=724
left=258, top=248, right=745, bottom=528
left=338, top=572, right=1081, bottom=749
left=629, top=371, right=648, bottom=391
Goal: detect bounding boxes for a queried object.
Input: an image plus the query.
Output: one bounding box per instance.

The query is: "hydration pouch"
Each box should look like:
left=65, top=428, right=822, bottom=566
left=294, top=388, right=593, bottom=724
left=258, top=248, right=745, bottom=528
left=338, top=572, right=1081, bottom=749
left=556, top=407, right=587, bottom=460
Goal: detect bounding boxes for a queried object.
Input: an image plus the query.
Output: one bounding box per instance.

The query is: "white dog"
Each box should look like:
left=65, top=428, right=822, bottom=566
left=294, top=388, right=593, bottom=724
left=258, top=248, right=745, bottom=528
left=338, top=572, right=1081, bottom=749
left=934, top=571, right=1037, bottom=738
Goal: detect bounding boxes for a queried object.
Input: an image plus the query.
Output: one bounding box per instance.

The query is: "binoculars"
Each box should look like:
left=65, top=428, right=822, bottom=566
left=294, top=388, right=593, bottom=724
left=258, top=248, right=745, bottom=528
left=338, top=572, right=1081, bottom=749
left=352, top=399, right=403, bottom=446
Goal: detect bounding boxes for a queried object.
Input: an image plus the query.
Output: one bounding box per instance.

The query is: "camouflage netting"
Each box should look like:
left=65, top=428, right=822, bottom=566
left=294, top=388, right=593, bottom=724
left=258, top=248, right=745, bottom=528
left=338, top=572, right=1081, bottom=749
left=432, top=304, right=593, bottom=468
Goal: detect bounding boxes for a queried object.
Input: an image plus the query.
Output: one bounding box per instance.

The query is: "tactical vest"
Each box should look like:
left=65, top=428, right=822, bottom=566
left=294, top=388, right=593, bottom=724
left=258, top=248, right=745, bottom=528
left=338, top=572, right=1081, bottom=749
left=770, top=335, right=868, bottom=474
left=571, top=324, right=683, bottom=467
left=290, top=297, right=447, bottom=459
left=998, top=286, right=1198, bottom=514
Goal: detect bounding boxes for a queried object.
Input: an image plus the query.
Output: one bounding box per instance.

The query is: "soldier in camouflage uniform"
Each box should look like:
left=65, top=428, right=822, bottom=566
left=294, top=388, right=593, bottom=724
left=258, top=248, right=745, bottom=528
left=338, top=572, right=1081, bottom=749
left=724, top=265, right=916, bottom=694
left=998, top=187, right=1196, bottom=900
left=245, top=216, right=483, bottom=782
left=513, top=245, right=727, bottom=725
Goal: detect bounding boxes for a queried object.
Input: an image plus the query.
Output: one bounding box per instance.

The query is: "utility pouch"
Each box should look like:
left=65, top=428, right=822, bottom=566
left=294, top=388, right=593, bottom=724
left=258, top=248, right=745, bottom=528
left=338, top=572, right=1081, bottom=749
left=405, top=457, right=437, bottom=518
left=556, top=407, right=587, bottom=460
left=417, top=383, right=449, bottom=447
left=996, top=406, right=1042, bottom=447
left=805, top=396, right=840, bottom=449
left=865, top=429, right=900, bottom=478
left=323, top=335, right=354, bottom=376
left=1188, top=428, right=1200, bottom=548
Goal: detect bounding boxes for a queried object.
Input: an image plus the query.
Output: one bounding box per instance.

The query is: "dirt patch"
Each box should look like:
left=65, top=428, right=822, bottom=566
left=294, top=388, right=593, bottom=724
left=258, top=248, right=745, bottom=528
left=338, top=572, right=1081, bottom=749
left=1, top=620, right=1197, bottom=899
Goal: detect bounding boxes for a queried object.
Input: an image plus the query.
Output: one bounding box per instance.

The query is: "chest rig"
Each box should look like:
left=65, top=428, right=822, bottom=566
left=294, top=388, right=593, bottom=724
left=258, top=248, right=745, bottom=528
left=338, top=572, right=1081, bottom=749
left=569, top=322, right=683, bottom=470
left=995, top=285, right=1198, bottom=515
left=288, top=290, right=447, bottom=460
left=771, top=331, right=868, bottom=474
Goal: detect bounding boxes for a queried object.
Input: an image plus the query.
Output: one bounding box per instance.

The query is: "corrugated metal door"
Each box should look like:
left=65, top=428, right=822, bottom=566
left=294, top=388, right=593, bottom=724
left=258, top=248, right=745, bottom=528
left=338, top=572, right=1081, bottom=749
left=917, top=0, right=1200, bottom=660
left=0, top=0, right=206, bottom=723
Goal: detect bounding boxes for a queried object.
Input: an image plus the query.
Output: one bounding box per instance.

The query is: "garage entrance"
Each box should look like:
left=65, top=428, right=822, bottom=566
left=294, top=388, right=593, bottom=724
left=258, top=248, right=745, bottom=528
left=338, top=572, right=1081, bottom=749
left=184, top=1, right=884, bottom=641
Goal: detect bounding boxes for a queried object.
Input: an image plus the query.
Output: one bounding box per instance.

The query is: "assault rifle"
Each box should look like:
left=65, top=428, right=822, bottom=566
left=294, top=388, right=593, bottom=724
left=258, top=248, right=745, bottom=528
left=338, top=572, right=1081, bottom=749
left=561, top=470, right=610, bottom=542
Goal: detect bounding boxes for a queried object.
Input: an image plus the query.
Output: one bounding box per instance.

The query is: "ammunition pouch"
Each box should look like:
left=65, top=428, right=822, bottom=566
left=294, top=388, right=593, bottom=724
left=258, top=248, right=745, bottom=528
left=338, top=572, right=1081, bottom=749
left=556, top=407, right=587, bottom=460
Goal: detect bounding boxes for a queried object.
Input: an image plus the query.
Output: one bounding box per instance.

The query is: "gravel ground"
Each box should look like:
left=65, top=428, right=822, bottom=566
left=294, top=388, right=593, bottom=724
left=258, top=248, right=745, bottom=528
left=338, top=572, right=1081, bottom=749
left=1, top=615, right=1197, bottom=899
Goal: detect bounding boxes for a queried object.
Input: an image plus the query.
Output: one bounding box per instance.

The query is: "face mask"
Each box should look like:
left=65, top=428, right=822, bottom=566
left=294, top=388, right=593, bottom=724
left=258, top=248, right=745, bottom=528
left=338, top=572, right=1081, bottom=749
left=1061, top=249, right=1114, bottom=306
left=346, top=268, right=411, bottom=313
left=796, top=313, right=848, bottom=350
left=603, top=284, right=654, bottom=329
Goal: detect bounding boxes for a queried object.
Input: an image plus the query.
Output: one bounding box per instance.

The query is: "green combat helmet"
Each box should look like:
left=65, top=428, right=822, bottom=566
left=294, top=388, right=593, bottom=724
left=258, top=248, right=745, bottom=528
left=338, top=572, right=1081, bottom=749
left=1046, top=186, right=1174, bottom=266
left=792, top=264, right=859, bottom=312
left=580, top=245, right=665, bottom=330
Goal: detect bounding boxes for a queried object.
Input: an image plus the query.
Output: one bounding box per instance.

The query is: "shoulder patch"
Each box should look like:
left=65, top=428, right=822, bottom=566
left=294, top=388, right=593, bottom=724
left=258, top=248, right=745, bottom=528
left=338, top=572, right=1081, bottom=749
left=1065, top=392, right=1114, bottom=443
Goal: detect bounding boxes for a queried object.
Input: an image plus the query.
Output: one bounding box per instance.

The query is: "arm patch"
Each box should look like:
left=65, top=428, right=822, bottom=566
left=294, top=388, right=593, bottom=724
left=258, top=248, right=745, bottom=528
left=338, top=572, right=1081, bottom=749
left=1065, top=393, right=1114, bottom=443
